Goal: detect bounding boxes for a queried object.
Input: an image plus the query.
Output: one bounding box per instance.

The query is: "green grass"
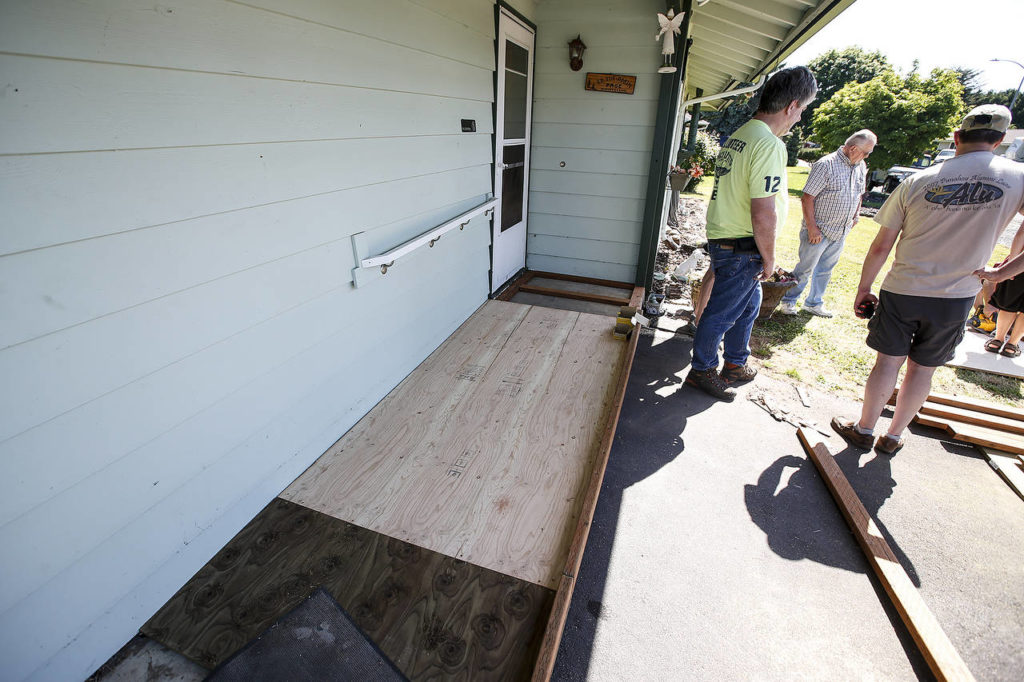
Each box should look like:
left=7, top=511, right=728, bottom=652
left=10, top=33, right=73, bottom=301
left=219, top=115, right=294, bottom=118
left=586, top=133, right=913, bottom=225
left=684, top=167, right=1021, bottom=404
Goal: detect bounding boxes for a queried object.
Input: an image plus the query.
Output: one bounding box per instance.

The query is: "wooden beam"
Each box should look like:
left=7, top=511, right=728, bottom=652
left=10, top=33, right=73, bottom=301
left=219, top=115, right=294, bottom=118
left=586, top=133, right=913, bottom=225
left=532, top=323, right=640, bottom=681
left=913, top=414, right=1024, bottom=456
left=977, top=446, right=1024, bottom=502
left=628, top=285, right=645, bottom=309
left=528, top=270, right=634, bottom=291
left=919, top=401, right=1024, bottom=436
left=796, top=429, right=976, bottom=682
left=890, top=387, right=1024, bottom=422
left=517, top=284, right=631, bottom=307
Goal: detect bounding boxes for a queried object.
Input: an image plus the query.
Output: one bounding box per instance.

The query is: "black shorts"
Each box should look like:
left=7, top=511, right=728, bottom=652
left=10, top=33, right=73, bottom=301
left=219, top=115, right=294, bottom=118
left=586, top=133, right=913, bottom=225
left=866, top=290, right=973, bottom=367
left=989, top=274, right=1024, bottom=314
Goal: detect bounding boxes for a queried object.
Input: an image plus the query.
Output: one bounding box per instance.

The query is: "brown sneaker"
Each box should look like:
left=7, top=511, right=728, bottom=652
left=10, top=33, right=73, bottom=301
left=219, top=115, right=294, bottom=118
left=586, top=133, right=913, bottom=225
left=874, top=434, right=905, bottom=455
left=830, top=417, right=874, bottom=450
left=685, top=368, right=737, bottom=401
left=721, top=363, right=757, bottom=383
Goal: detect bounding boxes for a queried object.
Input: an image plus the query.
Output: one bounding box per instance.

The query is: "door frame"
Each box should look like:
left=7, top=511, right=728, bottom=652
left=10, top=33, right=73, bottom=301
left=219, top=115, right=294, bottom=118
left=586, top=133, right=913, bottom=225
left=491, top=4, right=536, bottom=293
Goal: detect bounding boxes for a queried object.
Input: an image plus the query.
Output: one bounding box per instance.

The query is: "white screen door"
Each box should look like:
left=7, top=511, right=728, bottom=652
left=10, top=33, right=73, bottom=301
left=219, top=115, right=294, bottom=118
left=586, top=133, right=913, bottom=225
left=491, top=9, right=535, bottom=292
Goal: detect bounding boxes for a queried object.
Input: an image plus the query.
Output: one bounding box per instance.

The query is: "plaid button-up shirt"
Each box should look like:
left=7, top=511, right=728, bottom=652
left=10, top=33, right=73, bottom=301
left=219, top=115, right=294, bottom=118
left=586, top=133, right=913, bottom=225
left=802, top=147, right=867, bottom=241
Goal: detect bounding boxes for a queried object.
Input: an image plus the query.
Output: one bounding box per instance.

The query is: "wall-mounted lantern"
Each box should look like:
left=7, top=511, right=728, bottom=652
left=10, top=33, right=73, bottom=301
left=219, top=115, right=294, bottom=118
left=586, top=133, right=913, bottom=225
left=568, top=34, right=587, bottom=72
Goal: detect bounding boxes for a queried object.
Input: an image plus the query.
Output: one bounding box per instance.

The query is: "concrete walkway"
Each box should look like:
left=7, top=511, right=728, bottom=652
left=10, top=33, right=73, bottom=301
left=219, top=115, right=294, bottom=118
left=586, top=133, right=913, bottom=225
left=552, top=328, right=1024, bottom=681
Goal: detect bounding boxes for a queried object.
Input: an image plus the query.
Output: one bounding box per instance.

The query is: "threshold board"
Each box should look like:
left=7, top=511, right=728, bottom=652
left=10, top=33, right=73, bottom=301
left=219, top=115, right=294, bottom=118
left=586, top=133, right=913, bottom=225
left=281, top=300, right=626, bottom=589
left=143, top=498, right=553, bottom=678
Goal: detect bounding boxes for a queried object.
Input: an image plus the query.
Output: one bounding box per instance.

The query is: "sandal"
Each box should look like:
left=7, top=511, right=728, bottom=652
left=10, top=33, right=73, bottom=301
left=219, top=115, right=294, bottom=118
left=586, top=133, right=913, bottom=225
left=1000, top=342, right=1021, bottom=358
left=985, top=338, right=1004, bottom=353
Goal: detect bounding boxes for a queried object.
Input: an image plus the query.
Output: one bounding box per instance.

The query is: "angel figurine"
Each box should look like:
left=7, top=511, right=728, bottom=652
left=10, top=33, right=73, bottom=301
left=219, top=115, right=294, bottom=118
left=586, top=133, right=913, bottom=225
left=655, top=8, right=686, bottom=74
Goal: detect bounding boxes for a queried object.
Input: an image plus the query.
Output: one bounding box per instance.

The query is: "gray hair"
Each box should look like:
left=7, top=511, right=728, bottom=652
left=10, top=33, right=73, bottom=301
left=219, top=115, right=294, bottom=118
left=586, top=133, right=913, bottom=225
left=757, top=66, right=818, bottom=115
left=845, top=129, right=877, bottom=147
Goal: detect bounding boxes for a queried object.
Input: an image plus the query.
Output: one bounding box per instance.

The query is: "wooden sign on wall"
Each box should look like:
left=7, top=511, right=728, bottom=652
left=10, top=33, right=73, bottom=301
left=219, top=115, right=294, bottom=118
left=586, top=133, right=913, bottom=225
left=585, top=73, right=636, bottom=95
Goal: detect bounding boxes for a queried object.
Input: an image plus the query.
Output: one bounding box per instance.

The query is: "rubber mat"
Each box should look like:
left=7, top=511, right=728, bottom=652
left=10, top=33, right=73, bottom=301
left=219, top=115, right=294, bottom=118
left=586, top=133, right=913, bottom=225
left=206, top=588, right=406, bottom=682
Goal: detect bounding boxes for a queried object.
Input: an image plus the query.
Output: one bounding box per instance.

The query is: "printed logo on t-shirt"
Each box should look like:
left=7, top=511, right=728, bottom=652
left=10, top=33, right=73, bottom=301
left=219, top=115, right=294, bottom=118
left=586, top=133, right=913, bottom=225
left=924, top=181, right=1004, bottom=207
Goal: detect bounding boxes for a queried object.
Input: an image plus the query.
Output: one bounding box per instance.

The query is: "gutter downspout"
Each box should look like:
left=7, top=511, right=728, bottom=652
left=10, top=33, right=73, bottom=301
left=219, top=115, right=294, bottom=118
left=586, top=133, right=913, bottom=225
left=635, top=0, right=692, bottom=290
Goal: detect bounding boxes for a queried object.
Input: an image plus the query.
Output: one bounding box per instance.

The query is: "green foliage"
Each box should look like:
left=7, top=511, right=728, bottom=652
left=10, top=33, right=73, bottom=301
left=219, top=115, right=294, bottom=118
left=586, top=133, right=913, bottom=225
left=678, top=130, right=720, bottom=178
left=798, top=146, right=826, bottom=163
left=812, top=68, right=964, bottom=172
left=805, top=47, right=890, bottom=123
left=702, top=97, right=755, bottom=142
left=785, top=125, right=804, bottom=166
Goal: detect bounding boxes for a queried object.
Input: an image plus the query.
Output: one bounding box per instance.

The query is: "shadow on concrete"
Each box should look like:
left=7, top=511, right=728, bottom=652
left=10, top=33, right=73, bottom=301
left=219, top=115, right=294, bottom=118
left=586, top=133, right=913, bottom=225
left=551, top=331, right=716, bottom=681
left=744, top=447, right=920, bottom=587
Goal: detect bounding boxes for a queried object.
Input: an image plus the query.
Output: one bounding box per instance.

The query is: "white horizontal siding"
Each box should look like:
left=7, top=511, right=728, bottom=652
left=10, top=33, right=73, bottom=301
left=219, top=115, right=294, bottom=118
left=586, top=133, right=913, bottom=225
left=527, top=0, right=662, bottom=284
left=0, top=0, right=513, bottom=679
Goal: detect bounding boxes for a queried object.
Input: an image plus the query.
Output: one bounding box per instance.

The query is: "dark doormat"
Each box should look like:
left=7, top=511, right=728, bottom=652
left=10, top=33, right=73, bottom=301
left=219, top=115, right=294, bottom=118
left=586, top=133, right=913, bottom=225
left=143, top=498, right=553, bottom=680
left=206, top=588, right=407, bottom=682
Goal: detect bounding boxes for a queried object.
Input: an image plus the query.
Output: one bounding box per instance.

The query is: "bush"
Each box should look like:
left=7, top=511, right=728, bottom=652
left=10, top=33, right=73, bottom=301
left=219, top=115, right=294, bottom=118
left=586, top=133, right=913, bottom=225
left=798, top=147, right=826, bottom=163
left=677, top=130, right=720, bottom=179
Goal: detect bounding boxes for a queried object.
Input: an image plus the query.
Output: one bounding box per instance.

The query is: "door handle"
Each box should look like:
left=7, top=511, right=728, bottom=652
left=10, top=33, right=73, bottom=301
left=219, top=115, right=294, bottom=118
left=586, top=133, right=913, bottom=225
left=502, top=162, right=525, bottom=170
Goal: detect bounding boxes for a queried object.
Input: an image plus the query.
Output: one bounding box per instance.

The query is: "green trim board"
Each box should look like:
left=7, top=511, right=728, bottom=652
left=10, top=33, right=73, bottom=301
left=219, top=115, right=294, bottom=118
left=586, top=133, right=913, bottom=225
left=143, top=498, right=553, bottom=680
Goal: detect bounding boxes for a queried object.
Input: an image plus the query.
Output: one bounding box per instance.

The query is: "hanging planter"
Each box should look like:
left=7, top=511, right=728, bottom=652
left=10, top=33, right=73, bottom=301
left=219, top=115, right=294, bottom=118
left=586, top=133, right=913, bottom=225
left=669, top=173, right=691, bottom=192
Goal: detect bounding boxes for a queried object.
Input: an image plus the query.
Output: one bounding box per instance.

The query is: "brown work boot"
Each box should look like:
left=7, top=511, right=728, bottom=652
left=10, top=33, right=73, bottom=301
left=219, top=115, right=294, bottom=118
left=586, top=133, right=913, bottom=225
left=830, top=417, right=874, bottom=450
left=874, top=434, right=905, bottom=455
left=721, top=362, right=757, bottom=383
left=685, top=368, right=737, bottom=401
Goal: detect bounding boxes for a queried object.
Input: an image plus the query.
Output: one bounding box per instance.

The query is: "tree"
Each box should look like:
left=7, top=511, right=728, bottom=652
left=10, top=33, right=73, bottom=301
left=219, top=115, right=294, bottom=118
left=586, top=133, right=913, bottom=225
left=813, top=68, right=964, bottom=172
left=805, top=47, right=890, bottom=123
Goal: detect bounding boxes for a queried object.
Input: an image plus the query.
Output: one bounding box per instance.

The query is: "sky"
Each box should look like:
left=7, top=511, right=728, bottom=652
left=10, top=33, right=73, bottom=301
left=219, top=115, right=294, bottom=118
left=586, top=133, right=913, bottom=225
left=786, top=0, right=1024, bottom=93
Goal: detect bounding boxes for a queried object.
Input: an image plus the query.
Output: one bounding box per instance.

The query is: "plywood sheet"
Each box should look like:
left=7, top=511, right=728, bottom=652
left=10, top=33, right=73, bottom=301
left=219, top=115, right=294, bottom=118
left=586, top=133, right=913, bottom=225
left=143, top=498, right=553, bottom=679
left=282, top=301, right=625, bottom=589
left=946, top=330, right=1024, bottom=379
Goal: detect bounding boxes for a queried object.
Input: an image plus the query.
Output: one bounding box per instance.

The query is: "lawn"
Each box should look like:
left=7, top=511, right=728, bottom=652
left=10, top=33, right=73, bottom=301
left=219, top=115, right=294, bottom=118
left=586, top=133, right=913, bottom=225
left=684, top=167, right=1021, bottom=404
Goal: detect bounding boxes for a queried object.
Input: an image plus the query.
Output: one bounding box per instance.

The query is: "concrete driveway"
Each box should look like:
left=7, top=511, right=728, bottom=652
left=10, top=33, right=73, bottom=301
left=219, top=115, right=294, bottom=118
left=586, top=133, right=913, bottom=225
left=552, top=328, right=1024, bottom=681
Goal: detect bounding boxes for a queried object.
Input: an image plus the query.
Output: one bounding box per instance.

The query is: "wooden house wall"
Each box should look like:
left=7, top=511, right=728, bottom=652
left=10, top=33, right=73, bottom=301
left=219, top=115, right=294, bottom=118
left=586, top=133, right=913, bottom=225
left=527, top=0, right=664, bottom=283
left=0, top=0, right=532, bottom=679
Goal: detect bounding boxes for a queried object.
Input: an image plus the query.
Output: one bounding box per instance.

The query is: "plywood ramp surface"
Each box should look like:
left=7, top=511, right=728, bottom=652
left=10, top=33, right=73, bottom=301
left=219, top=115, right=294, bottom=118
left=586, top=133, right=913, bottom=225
left=282, top=300, right=625, bottom=589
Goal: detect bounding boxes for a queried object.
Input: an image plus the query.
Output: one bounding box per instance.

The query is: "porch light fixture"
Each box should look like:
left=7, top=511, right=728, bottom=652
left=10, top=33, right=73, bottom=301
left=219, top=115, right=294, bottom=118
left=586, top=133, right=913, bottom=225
left=655, top=9, right=685, bottom=74
left=568, top=34, right=586, bottom=71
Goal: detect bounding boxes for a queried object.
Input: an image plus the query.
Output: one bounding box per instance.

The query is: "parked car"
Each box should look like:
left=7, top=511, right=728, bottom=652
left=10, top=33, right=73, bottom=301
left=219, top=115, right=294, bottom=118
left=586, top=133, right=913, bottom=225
left=932, top=148, right=955, bottom=165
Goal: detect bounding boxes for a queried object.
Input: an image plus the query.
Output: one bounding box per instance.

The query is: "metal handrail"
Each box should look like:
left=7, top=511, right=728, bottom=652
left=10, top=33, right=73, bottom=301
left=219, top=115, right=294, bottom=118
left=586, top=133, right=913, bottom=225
left=359, top=198, right=498, bottom=272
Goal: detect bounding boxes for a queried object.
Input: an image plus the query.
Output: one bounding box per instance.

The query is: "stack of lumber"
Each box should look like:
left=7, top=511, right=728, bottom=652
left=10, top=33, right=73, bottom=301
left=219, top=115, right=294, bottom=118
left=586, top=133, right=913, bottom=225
left=891, top=389, right=1024, bottom=500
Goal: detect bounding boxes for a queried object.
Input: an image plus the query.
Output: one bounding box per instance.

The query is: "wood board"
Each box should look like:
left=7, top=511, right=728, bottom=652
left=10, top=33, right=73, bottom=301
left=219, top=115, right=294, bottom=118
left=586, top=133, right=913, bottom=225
left=142, top=498, right=553, bottom=679
left=282, top=300, right=626, bottom=589
left=978, top=447, right=1024, bottom=501
left=946, top=330, right=1024, bottom=378
left=914, top=414, right=1024, bottom=456
left=797, top=429, right=976, bottom=682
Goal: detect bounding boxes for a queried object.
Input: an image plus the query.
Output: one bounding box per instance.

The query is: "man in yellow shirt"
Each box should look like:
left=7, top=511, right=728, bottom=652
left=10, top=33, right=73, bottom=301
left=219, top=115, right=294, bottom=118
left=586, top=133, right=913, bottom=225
left=686, top=66, right=818, bottom=401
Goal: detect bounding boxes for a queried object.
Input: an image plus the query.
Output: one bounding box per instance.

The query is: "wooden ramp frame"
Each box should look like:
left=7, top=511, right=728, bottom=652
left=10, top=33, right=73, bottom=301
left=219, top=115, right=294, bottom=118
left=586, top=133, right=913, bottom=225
left=797, top=429, right=976, bottom=682
left=495, top=270, right=644, bottom=309
left=283, top=299, right=639, bottom=679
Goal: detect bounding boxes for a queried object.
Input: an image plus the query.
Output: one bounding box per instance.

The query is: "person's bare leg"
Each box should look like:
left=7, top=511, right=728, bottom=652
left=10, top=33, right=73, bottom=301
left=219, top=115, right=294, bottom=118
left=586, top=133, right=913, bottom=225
left=694, top=268, right=715, bottom=324
left=1007, top=312, right=1024, bottom=346
left=887, top=359, right=937, bottom=436
left=991, top=305, right=1014, bottom=343
left=858, top=352, right=906, bottom=433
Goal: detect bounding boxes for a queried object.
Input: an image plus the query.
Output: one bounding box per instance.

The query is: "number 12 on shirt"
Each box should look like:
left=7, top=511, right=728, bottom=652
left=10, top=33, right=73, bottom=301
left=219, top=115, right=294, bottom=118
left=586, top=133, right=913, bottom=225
left=763, top=176, right=781, bottom=193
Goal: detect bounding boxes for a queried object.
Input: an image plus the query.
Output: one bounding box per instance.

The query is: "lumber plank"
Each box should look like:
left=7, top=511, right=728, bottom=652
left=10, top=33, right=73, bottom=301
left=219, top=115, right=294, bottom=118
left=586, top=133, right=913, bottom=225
left=890, top=387, right=1024, bottom=422
left=517, top=284, right=630, bottom=306
left=913, top=414, right=1024, bottom=455
left=628, top=285, right=645, bottom=309
left=531, top=320, right=640, bottom=682
left=919, top=401, right=1024, bottom=436
left=527, top=270, right=635, bottom=290
left=796, top=429, right=976, bottom=682
left=977, top=447, right=1024, bottom=502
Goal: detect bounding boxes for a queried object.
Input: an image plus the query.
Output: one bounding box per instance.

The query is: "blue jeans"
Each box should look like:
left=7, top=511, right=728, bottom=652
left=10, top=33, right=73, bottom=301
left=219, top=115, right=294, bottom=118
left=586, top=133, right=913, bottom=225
left=692, top=243, right=763, bottom=372
left=782, top=228, right=847, bottom=308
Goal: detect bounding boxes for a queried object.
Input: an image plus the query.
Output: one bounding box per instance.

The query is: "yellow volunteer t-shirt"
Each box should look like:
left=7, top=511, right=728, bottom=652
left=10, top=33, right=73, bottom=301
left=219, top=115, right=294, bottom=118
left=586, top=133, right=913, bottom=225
left=706, top=119, right=788, bottom=239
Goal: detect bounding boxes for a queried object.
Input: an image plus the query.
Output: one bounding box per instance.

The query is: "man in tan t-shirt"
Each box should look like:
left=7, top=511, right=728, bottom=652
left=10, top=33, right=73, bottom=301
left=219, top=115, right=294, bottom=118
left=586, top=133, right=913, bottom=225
left=832, top=104, right=1024, bottom=455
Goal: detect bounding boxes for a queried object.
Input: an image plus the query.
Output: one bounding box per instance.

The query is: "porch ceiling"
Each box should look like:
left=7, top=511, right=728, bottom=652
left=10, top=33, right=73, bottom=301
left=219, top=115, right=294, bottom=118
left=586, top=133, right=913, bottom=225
left=687, top=0, right=858, bottom=107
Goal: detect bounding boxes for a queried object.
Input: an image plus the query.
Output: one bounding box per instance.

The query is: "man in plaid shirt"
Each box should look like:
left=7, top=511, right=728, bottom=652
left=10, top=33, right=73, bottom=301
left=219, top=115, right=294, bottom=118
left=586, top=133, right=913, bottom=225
left=780, top=130, right=877, bottom=317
